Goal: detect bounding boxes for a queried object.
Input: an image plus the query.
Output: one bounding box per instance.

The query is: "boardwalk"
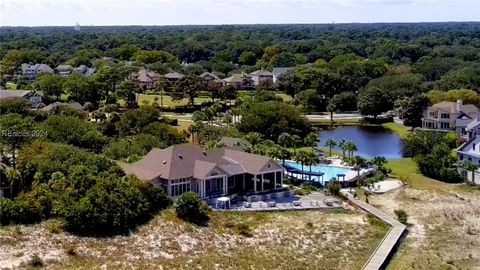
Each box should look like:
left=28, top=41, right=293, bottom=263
left=341, top=190, right=406, bottom=270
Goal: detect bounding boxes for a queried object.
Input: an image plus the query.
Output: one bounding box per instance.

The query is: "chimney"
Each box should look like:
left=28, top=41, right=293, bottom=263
left=457, top=100, right=463, bottom=111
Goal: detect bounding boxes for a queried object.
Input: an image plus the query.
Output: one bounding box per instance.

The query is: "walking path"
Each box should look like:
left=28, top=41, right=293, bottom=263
left=341, top=189, right=407, bottom=270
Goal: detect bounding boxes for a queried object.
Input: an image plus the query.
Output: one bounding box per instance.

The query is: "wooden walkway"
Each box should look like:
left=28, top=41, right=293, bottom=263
left=341, top=190, right=406, bottom=270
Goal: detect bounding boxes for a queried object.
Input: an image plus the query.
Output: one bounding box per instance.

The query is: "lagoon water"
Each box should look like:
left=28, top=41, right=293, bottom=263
left=317, top=126, right=403, bottom=159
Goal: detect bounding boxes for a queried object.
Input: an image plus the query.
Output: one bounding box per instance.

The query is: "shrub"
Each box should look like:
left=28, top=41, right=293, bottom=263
left=64, top=175, right=171, bottom=236
left=327, top=181, right=341, bottom=196
left=236, top=223, right=253, bottom=237
left=0, top=197, right=42, bottom=225
left=394, top=209, right=408, bottom=224
left=175, top=192, right=210, bottom=225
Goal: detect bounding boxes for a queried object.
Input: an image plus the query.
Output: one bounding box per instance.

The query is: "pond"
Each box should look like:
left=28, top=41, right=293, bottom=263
left=317, top=125, right=403, bottom=159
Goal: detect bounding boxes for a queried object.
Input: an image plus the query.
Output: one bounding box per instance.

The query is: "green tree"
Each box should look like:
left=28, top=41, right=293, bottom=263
left=278, top=132, right=292, bottom=148
left=396, top=94, right=429, bottom=128
left=357, top=87, right=393, bottom=119
left=338, top=139, right=347, bottom=159
left=244, top=132, right=262, bottom=146
left=237, top=101, right=311, bottom=141
left=39, top=115, right=107, bottom=152
left=459, top=160, right=479, bottom=184
left=0, top=114, right=35, bottom=168
left=304, top=132, right=318, bottom=151
left=0, top=98, right=32, bottom=116
left=325, top=139, right=337, bottom=156
left=294, top=150, right=310, bottom=181
left=172, top=76, right=207, bottom=106
left=36, top=73, right=65, bottom=101
left=238, top=51, right=257, bottom=65
left=117, top=80, right=142, bottom=108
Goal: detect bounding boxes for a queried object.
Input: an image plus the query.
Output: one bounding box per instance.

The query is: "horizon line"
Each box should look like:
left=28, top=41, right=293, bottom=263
left=1, top=21, right=480, bottom=28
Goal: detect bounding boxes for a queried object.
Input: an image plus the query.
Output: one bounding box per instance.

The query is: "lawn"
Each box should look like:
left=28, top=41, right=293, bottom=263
left=137, top=94, right=211, bottom=108
left=386, top=158, right=454, bottom=192
left=382, top=122, right=410, bottom=138
left=1, top=209, right=389, bottom=270
left=5, top=82, right=17, bottom=90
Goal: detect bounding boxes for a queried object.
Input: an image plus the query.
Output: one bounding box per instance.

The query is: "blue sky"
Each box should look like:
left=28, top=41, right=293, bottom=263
left=1, top=0, right=479, bottom=26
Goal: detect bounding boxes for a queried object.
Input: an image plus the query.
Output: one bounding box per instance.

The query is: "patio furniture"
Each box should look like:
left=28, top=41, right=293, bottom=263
left=293, top=200, right=301, bottom=207
left=267, top=201, right=276, bottom=207
left=243, top=201, right=252, bottom=208
left=215, top=197, right=231, bottom=209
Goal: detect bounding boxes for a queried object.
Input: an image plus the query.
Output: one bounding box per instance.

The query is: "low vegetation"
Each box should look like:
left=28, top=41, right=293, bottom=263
left=0, top=210, right=389, bottom=269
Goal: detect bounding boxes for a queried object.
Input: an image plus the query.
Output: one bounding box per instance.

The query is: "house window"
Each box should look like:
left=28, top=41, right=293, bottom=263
left=440, top=113, right=450, bottom=119
left=440, top=122, right=450, bottom=129
left=171, top=178, right=191, bottom=197
left=473, top=143, right=476, bottom=151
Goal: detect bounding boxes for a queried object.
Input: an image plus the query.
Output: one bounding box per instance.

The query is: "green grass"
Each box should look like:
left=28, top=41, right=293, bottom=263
left=382, top=122, right=410, bottom=138
left=309, top=118, right=362, bottom=126
left=137, top=94, right=211, bottom=108
left=386, top=158, right=453, bottom=192
left=6, top=82, right=17, bottom=90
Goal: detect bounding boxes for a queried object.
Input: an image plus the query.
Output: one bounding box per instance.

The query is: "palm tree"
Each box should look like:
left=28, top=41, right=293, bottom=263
left=325, top=139, right=337, bottom=156
left=304, top=132, right=319, bottom=151
left=304, top=152, right=320, bottom=182
left=244, top=132, right=262, bottom=147
left=354, top=155, right=367, bottom=186
left=291, top=135, right=302, bottom=154
left=338, top=139, right=346, bottom=159
left=372, top=156, right=387, bottom=171
left=343, top=141, right=358, bottom=158
left=278, top=132, right=293, bottom=148
left=278, top=147, right=291, bottom=165
left=460, top=161, right=479, bottom=184
left=294, top=150, right=310, bottom=181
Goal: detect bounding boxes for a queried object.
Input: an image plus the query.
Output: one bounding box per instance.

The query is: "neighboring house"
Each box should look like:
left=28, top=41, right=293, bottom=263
left=74, top=65, right=96, bottom=76
left=200, top=72, right=224, bottom=87
left=457, top=137, right=480, bottom=185
left=224, top=73, right=255, bottom=90
left=119, top=144, right=285, bottom=199
left=250, top=69, right=274, bottom=86
left=421, top=100, right=479, bottom=136
left=56, top=65, right=74, bottom=76
left=40, top=101, right=84, bottom=114
left=132, top=69, right=159, bottom=89
left=465, top=118, right=480, bottom=140
left=272, top=67, right=294, bottom=83
left=219, top=137, right=251, bottom=151
left=21, top=63, right=54, bottom=80
left=0, top=90, right=43, bottom=108
left=164, top=72, right=185, bottom=84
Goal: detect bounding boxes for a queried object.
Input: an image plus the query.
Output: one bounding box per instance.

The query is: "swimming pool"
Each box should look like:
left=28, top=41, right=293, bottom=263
left=283, top=161, right=353, bottom=184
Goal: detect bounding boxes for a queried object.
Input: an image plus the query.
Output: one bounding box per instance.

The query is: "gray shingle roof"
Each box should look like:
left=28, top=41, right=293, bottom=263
left=119, top=144, right=283, bottom=181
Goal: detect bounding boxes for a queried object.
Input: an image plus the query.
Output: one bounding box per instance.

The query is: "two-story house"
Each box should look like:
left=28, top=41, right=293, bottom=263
left=200, top=72, right=224, bottom=88
left=421, top=100, right=479, bottom=136
left=250, top=70, right=274, bottom=86
left=0, top=90, right=44, bottom=108
left=224, top=73, right=255, bottom=90
left=457, top=136, right=480, bottom=185
left=21, top=64, right=54, bottom=80
left=132, top=69, right=159, bottom=89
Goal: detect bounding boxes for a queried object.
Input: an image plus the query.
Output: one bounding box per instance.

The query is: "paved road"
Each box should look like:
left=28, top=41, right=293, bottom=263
left=304, top=113, right=363, bottom=120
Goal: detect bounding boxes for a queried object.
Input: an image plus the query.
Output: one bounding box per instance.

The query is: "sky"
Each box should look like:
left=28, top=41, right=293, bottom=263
left=0, top=0, right=479, bottom=26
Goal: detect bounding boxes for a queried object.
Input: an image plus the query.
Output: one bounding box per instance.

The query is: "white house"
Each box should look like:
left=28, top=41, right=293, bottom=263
left=457, top=136, right=480, bottom=185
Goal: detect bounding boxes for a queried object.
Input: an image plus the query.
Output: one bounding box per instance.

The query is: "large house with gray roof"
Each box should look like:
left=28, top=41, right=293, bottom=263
left=0, top=90, right=43, bottom=108
left=21, top=63, right=54, bottom=80
left=119, top=144, right=285, bottom=199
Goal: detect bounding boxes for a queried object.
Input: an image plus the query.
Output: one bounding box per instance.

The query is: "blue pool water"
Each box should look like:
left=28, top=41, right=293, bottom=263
left=283, top=161, right=353, bottom=184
